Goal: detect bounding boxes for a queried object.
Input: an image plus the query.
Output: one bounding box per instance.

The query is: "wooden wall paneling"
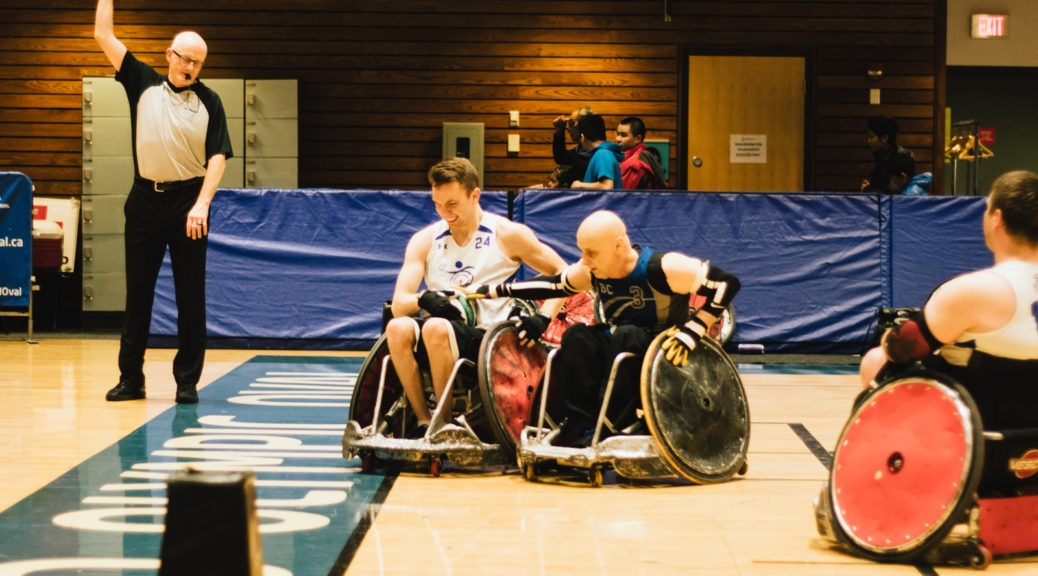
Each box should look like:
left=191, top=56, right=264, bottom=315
left=0, top=1, right=943, bottom=195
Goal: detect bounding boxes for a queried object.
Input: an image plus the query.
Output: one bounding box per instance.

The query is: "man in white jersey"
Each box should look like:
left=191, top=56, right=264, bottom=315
left=386, top=158, right=566, bottom=436
left=95, top=0, right=232, bottom=404
left=860, top=170, right=1038, bottom=429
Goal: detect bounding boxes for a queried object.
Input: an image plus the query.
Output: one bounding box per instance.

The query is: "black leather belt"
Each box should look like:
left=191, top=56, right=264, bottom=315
left=136, top=176, right=204, bottom=192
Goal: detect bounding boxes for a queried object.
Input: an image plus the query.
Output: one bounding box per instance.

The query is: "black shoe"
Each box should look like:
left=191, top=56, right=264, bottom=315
left=106, top=380, right=145, bottom=401
left=407, top=423, right=429, bottom=439
left=175, top=383, right=198, bottom=404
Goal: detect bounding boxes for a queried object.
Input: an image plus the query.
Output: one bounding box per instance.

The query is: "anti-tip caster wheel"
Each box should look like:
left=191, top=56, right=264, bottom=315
left=589, top=465, right=603, bottom=488
left=738, top=459, right=749, bottom=476
left=430, top=456, right=442, bottom=478
left=967, top=540, right=992, bottom=570
left=523, top=462, right=536, bottom=482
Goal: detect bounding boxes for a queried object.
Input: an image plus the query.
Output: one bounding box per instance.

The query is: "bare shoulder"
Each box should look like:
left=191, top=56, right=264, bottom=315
left=659, top=251, right=702, bottom=293
left=404, top=224, right=434, bottom=261
left=495, top=218, right=538, bottom=252
left=927, top=268, right=1015, bottom=336
left=660, top=251, right=699, bottom=270
left=935, top=268, right=1013, bottom=303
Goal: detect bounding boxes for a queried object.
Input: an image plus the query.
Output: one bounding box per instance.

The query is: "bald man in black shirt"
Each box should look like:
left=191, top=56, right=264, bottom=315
left=95, top=0, right=233, bottom=403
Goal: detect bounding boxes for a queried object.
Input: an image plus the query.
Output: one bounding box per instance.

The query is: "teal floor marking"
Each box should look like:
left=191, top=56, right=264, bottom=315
left=0, top=355, right=388, bottom=576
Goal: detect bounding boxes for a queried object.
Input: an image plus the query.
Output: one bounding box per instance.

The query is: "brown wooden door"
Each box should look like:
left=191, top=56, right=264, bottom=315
left=687, top=55, right=805, bottom=192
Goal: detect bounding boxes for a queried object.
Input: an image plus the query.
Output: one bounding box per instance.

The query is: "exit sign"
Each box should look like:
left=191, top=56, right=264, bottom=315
left=972, top=14, right=1007, bottom=38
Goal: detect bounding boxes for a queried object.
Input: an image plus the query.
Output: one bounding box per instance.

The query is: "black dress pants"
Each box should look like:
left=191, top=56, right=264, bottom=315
left=118, top=180, right=208, bottom=387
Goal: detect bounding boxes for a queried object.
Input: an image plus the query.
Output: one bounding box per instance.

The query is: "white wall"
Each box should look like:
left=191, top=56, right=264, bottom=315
left=947, top=0, right=1038, bottom=66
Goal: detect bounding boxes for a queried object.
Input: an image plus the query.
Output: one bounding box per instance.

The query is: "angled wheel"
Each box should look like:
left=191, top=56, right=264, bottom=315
left=478, top=321, right=547, bottom=453
left=541, top=292, right=596, bottom=347
left=348, top=333, right=414, bottom=437
left=641, top=333, right=750, bottom=483
left=826, top=371, right=984, bottom=563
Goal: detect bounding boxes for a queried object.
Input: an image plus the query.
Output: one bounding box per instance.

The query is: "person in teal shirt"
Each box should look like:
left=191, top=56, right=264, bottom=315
left=571, top=114, right=623, bottom=190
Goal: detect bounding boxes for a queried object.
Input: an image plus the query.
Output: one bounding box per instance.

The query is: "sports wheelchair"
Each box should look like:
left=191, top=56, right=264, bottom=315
left=517, top=330, right=750, bottom=487
left=342, top=297, right=584, bottom=476
left=814, top=366, right=1038, bottom=569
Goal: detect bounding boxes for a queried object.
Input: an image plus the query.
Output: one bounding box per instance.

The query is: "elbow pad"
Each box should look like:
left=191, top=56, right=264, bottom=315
left=881, top=310, right=943, bottom=363
left=694, top=262, right=740, bottom=317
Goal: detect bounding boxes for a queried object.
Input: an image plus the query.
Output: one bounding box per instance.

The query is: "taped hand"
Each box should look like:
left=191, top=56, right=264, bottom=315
left=513, top=313, right=549, bottom=348
left=660, top=322, right=704, bottom=367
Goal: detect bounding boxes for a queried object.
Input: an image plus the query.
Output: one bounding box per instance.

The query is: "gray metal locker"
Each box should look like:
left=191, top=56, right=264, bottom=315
left=81, top=195, right=127, bottom=235
left=244, top=79, right=298, bottom=188
left=82, top=273, right=127, bottom=312
left=246, top=158, right=299, bottom=189
left=82, top=76, right=131, bottom=312
left=82, top=156, right=134, bottom=196
left=82, top=235, right=125, bottom=275
left=82, top=76, right=130, bottom=118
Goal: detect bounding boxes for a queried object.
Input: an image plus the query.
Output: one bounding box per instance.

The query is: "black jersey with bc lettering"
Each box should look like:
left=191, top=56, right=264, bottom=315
left=592, top=246, right=689, bottom=334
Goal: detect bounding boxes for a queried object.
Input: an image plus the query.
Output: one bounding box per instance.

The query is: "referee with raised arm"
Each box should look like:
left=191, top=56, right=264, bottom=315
left=94, top=0, right=233, bottom=404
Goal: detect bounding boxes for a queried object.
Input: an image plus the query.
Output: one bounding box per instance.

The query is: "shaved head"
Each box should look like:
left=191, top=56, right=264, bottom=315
left=576, top=210, right=634, bottom=278
left=577, top=210, right=625, bottom=248
left=172, top=31, right=207, bottom=58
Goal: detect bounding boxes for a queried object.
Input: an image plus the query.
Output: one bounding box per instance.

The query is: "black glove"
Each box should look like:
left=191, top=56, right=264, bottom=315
left=513, top=313, right=550, bottom=348
left=417, top=290, right=461, bottom=320
left=660, top=320, right=706, bottom=367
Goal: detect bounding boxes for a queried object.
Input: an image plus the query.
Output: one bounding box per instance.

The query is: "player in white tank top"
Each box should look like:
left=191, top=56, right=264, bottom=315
left=385, top=158, right=567, bottom=429
left=860, top=170, right=1038, bottom=389
left=954, top=260, right=1038, bottom=361
left=424, top=212, right=520, bottom=327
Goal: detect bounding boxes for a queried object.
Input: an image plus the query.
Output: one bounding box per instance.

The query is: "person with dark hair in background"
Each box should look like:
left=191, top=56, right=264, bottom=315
left=94, top=0, right=232, bottom=404
left=549, top=106, right=596, bottom=188
left=888, top=149, right=932, bottom=196
left=571, top=114, right=623, bottom=190
left=861, top=115, right=913, bottom=194
left=616, top=117, right=665, bottom=189
left=858, top=170, right=1038, bottom=430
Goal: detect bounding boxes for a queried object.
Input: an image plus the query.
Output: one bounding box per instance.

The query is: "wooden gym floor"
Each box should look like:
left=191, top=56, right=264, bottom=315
left=1, top=337, right=1035, bottom=575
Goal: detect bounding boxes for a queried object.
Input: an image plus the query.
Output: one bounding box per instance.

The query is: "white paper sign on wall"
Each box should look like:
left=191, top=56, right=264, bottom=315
left=730, top=134, right=767, bottom=164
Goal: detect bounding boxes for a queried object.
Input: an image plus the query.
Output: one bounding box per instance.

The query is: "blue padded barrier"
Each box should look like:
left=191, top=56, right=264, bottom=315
left=151, top=189, right=509, bottom=348
left=888, top=195, right=990, bottom=307
left=148, top=188, right=990, bottom=353
left=515, top=190, right=884, bottom=353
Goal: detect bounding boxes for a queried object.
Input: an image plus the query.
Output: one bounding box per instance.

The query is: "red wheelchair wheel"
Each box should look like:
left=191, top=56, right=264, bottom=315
left=829, top=373, right=983, bottom=561
left=541, top=292, right=595, bottom=347
left=477, top=321, right=547, bottom=453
